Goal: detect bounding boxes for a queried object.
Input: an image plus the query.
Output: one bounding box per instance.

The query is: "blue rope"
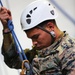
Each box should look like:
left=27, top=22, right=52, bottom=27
left=7, top=19, right=31, bottom=75
left=0, top=0, right=3, bottom=6
left=0, top=0, right=31, bottom=74
left=7, top=21, right=31, bottom=74
left=7, top=20, right=27, bottom=60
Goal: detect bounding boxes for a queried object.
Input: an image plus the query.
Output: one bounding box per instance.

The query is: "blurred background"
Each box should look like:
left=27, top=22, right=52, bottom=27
left=0, top=0, right=75, bottom=75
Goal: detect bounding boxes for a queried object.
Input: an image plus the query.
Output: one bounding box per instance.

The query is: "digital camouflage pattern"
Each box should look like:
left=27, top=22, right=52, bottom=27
left=32, top=32, right=75, bottom=75
left=2, top=31, right=75, bottom=75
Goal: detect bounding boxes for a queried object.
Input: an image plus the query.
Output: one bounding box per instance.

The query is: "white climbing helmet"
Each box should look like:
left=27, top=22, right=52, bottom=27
left=20, top=0, right=58, bottom=30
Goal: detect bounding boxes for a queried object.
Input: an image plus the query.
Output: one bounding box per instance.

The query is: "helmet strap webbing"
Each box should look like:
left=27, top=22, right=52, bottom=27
left=37, top=26, right=56, bottom=43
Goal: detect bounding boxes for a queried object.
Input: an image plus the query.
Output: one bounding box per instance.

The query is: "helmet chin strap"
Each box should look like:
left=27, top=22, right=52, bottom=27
left=37, top=26, right=56, bottom=43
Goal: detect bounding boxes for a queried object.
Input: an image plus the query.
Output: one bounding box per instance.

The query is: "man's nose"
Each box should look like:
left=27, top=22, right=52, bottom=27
left=32, top=41, right=38, bottom=46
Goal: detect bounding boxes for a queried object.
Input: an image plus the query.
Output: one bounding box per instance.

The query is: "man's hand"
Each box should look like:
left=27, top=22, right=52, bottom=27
left=0, top=7, right=12, bottom=29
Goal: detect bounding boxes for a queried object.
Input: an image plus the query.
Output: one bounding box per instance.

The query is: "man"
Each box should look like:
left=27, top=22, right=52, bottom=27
left=0, top=0, right=75, bottom=75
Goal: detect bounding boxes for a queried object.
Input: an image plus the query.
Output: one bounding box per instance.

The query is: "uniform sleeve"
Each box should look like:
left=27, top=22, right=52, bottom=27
left=1, top=43, right=22, bottom=69
left=1, top=33, right=38, bottom=69
left=1, top=33, right=22, bottom=69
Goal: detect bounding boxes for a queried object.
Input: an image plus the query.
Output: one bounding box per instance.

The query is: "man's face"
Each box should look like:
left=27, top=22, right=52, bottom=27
left=25, top=27, right=52, bottom=50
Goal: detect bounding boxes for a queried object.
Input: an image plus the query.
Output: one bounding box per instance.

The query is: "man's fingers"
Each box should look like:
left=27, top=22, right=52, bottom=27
left=7, top=9, right=11, bottom=16
left=1, top=7, right=8, bottom=11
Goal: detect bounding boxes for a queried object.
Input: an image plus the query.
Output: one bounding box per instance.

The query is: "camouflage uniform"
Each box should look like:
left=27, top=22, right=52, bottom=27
left=2, top=31, right=75, bottom=75
left=32, top=32, right=75, bottom=75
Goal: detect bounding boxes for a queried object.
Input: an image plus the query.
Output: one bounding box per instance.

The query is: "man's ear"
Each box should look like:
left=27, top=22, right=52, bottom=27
left=46, top=22, right=54, bottom=31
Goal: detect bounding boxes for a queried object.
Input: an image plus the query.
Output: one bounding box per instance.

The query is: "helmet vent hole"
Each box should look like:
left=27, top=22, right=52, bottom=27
left=49, top=4, right=51, bottom=6
left=33, top=7, right=37, bottom=11
left=26, top=19, right=31, bottom=24
left=50, top=10, right=55, bottom=15
left=29, top=10, right=33, bottom=14
left=26, top=14, right=31, bottom=18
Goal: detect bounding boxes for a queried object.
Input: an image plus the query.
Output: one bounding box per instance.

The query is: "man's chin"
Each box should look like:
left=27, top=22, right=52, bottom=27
left=36, top=46, right=49, bottom=50
left=33, top=46, right=45, bottom=50
left=35, top=47, right=43, bottom=50
left=32, top=47, right=40, bottom=50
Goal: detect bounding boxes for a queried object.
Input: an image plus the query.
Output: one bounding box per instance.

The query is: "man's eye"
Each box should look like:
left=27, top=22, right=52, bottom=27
left=34, top=35, right=38, bottom=39
left=32, top=35, right=39, bottom=39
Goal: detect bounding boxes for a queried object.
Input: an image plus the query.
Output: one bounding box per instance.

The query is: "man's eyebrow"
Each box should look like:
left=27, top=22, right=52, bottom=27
left=30, top=34, right=39, bottom=39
